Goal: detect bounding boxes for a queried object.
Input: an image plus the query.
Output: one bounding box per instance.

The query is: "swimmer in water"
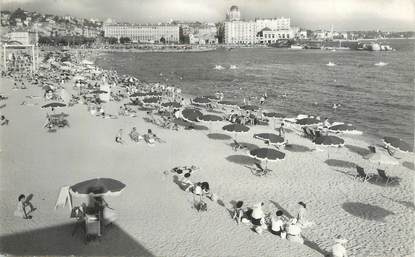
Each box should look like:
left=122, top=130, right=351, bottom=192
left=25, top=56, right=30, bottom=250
left=332, top=103, right=341, bottom=110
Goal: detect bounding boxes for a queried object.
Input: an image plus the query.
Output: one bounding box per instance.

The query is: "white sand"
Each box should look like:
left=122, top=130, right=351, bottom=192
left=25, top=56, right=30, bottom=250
left=0, top=76, right=414, bottom=257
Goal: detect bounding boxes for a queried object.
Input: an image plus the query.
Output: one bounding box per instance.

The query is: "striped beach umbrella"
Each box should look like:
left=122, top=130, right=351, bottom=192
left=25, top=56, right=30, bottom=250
left=383, top=136, right=412, bottom=153
left=296, top=117, right=321, bottom=126
left=142, top=97, right=160, bottom=104
left=314, top=135, right=344, bottom=146
left=198, top=114, right=223, bottom=122
left=42, top=102, right=66, bottom=108
left=70, top=178, right=126, bottom=197
left=250, top=147, right=285, bottom=170
left=240, top=105, right=259, bottom=111
left=218, top=100, right=239, bottom=108
left=329, top=124, right=357, bottom=132
left=181, top=108, right=203, bottom=122
left=162, top=101, right=182, bottom=108
left=223, top=123, right=250, bottom=140
left=250, top=148, right=285, bottom=161
left=263, top=112, right=285, bottom=118
left=254, top=133, right=285, bottom=144
left=193, top=97, right=211, bottom=105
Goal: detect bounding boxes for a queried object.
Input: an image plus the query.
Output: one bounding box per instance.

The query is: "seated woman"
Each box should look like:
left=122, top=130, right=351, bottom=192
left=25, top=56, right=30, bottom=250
left=285, top=218, right=304, bottom=243
left=251, top=202, right=266, bottom=234
left=14, top=194, right=35, bottom=219
left=129, top=127, right=142, bottom=142
left=270, top=210, right=285, bottom=237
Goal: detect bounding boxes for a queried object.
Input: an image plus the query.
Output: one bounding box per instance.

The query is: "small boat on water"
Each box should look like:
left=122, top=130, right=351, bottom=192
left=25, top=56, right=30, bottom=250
left=229, top=65, right=238, bottom=70
left=326, top=62, right=336, bottom=67
left=375, top=62, right=388, bottom=66
left=214, top=65, right=225, bottom=70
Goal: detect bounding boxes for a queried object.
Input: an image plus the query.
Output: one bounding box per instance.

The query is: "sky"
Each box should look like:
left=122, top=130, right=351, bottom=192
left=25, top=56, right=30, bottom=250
left=1, top=0, right=414, bottom=31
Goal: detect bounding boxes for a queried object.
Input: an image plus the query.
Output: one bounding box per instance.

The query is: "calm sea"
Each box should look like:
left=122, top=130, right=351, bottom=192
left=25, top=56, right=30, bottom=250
left=96, top=39, right=414, bottom=147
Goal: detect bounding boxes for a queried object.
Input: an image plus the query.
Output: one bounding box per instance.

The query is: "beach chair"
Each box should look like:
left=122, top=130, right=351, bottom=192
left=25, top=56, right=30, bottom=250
left=253, top=162, right=271, bottom=176
left=354, top=166, right=373, bottom=182
left=85, top=213, right=101, bottom=243
left=376, top=169, right=398, bottom=185
left=233, top=140, right=247, bottom=151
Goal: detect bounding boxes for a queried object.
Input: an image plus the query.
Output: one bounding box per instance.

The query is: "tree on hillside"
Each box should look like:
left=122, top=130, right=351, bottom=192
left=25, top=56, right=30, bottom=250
left=9, top=8, right=27, bottom=25
left=119, top=37, right=131, bottom=44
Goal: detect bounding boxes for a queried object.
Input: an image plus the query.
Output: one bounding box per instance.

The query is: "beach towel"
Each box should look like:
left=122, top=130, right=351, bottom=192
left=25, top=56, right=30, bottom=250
left=55, top=186, right=72, bottom=211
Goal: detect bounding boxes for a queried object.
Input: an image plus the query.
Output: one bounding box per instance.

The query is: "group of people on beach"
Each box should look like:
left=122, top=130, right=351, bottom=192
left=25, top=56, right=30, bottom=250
left=3, top=48, right=353, bottom=257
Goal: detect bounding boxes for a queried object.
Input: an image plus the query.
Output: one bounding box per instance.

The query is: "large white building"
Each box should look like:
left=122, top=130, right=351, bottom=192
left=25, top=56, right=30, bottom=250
left=224, top=6, right=295, bottom=45
left=104, top=24, right=180, bottom=43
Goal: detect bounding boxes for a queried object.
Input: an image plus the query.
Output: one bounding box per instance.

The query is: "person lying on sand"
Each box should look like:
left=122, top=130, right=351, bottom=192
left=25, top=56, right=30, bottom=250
left=171, top=165, right=199, bottom=175
left=144, top=129, right=165, bottom=144
left=115, top=129, right=125, bottom=144
left=0, top=115, right=9, bottom=126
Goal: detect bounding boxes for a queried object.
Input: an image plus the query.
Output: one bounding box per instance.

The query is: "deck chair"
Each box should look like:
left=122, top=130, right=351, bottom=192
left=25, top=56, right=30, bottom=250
left=253, top=162, right=271, bottom=176
left=233, top=140, right=247, bottom=151
left=302, top=127, right=311, bottom=138
left=85, top=213, right=101, bottom=243
left=376, top=169, right=398, bottom=185
left=354, top=166, right=373, bottom=182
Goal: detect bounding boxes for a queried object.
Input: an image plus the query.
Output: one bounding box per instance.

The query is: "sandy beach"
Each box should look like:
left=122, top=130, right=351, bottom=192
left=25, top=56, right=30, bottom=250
left=0, top=52, right=414, bottom=257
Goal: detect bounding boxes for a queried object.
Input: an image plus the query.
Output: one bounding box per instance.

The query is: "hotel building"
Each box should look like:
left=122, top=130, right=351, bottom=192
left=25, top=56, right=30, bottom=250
left=104, top=24, right=180, bottom=43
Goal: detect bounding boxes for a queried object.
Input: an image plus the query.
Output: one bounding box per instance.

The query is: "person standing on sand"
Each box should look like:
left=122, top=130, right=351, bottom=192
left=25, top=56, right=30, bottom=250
left=278, top=123, right=286, bottom=138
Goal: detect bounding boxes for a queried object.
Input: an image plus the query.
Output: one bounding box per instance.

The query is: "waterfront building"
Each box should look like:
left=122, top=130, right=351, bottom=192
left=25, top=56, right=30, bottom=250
left=189, top=24, right=218, bottom=44
left=224, top=6, right=256, bottom=45
left=255, top=17, right=291, bottom=32
left=104, top=24, right=180, bottom=43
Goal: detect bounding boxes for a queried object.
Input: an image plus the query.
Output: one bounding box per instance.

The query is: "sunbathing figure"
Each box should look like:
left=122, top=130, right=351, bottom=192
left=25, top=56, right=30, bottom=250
left=115, top=129, right=125, bottom=144
left=0, top=115, right=9, bottom=126
left=171, top=165, right=199, bottom=175
left=129, top=127, right=142, bottom=142
left=144, top=129, right=165, bottom=144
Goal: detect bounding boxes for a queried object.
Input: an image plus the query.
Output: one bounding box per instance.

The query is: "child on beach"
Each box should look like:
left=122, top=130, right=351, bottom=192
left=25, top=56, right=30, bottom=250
left=14, top=194, right=35, bottom=219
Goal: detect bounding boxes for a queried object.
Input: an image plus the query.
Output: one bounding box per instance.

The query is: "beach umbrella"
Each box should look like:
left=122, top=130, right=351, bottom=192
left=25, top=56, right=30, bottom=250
left=181, top=108, right=203, bottom=122
left=222, top=123, right=250, bottom=139
left=329, top=124, right=357, bottom=132
left=383, top=136, right=412, bottom=153
left=162, top=102, right=182, bottom=108
left=42, top=102, right=66, bottom=108
left=193, top=97, right=211, bottom=105
left=222, top=123, right=250, bottom=133
left=314, top=135, right=344, bottom=146
left=314, top=135, right=344, bottom=159
left=250, top=147, right=285, bottom=170
left=240, top=105, right=259, bottom=111
left=218, top=100, right=239, bottom=108
left=90, top=90, right=108, bottom=94
left=254, top=133, right=285, bottom=144
left=296, top=117, right=321, bottom=126
left=70, top=178, right=126, bottom=197
left=198, top=114, right=223, bottom=122
left=204, top=95, right=220, bottom=101
left=263, top=112, right=285, bottom=128
left=198, top=114, right=223, bottom=132
left=264, top=112, right=285, bottom=118
left=142, top=97, right=160, bottom=104
left=130, top=92, right=162, bottom=98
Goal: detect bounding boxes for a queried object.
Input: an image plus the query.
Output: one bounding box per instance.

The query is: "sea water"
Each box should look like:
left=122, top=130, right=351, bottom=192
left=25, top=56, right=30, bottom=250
left=96, top=39, right=414, bottom=147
